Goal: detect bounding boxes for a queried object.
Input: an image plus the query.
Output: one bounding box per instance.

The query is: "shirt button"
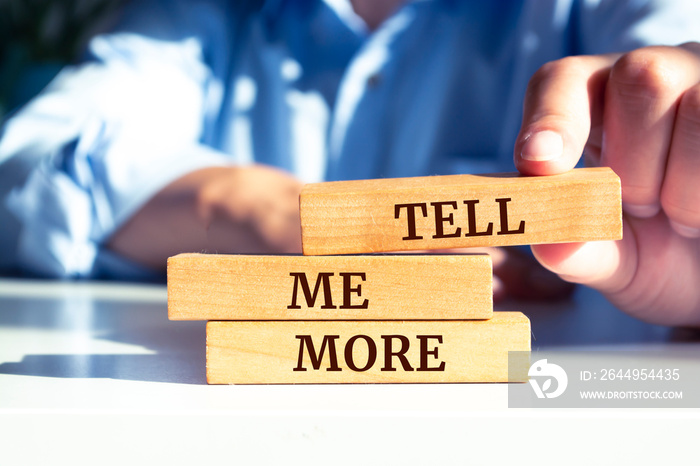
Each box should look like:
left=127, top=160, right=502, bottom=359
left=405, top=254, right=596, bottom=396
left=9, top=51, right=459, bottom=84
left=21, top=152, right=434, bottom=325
left=366, top=73, right=382, bottom=89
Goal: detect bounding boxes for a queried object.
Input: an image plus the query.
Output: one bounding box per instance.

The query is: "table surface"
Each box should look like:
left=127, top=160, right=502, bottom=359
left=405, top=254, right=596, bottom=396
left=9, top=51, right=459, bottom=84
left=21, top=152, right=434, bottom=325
left=1, top=278, right=699, bottom=465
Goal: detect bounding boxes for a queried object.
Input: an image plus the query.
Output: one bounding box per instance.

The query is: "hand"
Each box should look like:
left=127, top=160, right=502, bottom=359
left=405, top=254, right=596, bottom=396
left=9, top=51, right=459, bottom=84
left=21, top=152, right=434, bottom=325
left=108, top=164, right=303, bottom=271
left=430, top=247, right=575, bottom=304
left=484, top=247, right=576, bottom=303
left=514, top=43, right=700, bottom=325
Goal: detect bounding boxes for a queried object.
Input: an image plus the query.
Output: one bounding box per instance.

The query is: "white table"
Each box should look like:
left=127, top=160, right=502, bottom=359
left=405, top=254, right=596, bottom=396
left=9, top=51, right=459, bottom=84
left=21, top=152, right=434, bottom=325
left=1, top=278, right=698, bottom=465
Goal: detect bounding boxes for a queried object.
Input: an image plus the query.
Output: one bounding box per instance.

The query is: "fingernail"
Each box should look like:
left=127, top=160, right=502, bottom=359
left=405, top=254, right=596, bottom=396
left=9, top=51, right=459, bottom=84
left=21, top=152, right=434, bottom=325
left=670, top=220, right=700, bottom=238
left=521, top=130, right=564, bottom=162
left=623, top=202, right=659, bottom=218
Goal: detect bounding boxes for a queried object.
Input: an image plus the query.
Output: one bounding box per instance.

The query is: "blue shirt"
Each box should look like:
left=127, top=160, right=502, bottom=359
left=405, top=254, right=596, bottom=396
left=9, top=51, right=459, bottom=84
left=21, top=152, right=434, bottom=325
left=1, top=0, right=699, bottom=279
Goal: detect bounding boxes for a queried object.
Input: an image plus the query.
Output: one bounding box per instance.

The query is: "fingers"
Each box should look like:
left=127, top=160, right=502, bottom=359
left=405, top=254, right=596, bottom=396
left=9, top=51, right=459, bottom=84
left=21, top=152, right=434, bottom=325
left=531, top=221, right=638, bottom=295
left=430, top=247, right=574, bottom=302
left=487, top=247, right=575, bottom=301
left=519, top=44, right=700, bottom=324
left=661, top=81, right=700, bottom=237
left=601, top=45, right=700, bottom=219
left=515, top=55, right=616, bottom=175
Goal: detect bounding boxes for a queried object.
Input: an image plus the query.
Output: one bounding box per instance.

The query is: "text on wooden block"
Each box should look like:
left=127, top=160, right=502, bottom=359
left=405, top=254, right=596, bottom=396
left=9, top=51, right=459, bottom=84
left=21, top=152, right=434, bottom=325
left=206, top=313, right=531, bottom=384
left=168, top=253, right=493, bottom=320
left=300, top=167, right=622, bottom=255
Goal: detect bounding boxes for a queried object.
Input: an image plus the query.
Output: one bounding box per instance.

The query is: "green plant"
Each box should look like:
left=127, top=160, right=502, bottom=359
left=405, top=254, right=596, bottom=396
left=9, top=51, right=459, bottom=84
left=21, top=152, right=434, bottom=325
left=0, top=0, right=125, bottom=116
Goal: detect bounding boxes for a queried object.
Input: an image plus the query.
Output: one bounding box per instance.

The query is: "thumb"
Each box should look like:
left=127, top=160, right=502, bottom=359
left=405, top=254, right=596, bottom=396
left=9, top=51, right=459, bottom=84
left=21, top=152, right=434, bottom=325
left=514, top=55, right=616, bottom=175
left=517, top=55, right=631, bottom=294
left=530, top=221, right=636, bottom=295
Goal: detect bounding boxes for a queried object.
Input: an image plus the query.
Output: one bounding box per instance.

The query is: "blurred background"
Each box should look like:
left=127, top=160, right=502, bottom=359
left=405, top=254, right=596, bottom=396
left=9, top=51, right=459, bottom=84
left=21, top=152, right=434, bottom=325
left=0, top=0, right=125, bottom=119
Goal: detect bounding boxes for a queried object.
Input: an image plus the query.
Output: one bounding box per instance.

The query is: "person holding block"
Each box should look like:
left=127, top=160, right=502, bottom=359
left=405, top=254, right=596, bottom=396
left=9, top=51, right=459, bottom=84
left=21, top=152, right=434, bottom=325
left=514, top=42, right=700, bottom=326
left=0, top=0, right=699, bottom=325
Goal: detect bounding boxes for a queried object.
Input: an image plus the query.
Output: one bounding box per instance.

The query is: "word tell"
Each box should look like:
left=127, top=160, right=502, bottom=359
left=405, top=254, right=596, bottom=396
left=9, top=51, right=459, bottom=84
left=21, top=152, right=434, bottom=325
left=300, top=167, right=622, bottom=255
left=395, top=197, right=524, bottom=241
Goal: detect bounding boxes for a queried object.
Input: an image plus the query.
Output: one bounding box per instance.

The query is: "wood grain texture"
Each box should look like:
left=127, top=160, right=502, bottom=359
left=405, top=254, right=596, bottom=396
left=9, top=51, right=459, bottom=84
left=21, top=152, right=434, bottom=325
left=206, top=313, right=530, bottom=384
left=300, top=167, right=622, bottom=255
left=168, top=253, right=492, bottom=321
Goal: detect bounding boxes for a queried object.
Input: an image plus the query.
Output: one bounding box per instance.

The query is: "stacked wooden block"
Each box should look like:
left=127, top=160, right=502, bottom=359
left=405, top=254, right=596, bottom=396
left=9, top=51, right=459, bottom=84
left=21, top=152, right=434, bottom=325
left=167, top=167, right=622, bottom=384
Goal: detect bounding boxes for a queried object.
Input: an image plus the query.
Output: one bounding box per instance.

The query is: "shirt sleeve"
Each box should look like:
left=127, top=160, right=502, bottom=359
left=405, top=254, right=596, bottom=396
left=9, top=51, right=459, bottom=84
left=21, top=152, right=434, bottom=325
left=575, top=0, right=700, bottom=54
left=1, top=3, right=234, bottom=279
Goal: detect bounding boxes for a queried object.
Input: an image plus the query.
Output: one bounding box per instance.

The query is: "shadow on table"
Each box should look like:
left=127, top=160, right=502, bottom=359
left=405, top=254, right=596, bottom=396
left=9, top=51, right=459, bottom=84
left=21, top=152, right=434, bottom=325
left=2, top=282, right=699, bottom=385
left=0, top=351, right=206, bottom=384
left=0, top=294, right=208, bottom=385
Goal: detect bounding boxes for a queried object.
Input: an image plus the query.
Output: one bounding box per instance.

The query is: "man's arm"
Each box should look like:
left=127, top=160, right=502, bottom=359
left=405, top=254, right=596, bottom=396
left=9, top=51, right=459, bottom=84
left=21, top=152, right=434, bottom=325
left=0, top=0, right=243, bottom=278
left=107, top=164, right=303, bottom=271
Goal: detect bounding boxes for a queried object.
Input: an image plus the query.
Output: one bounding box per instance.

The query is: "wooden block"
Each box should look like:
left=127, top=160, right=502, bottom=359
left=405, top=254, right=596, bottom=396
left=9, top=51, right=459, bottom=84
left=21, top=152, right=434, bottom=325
left=300, top=167, right=622, bottom=255
left=168, top=253, right=492, bottom=320
left=206, top=312, right=530, bottom=384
